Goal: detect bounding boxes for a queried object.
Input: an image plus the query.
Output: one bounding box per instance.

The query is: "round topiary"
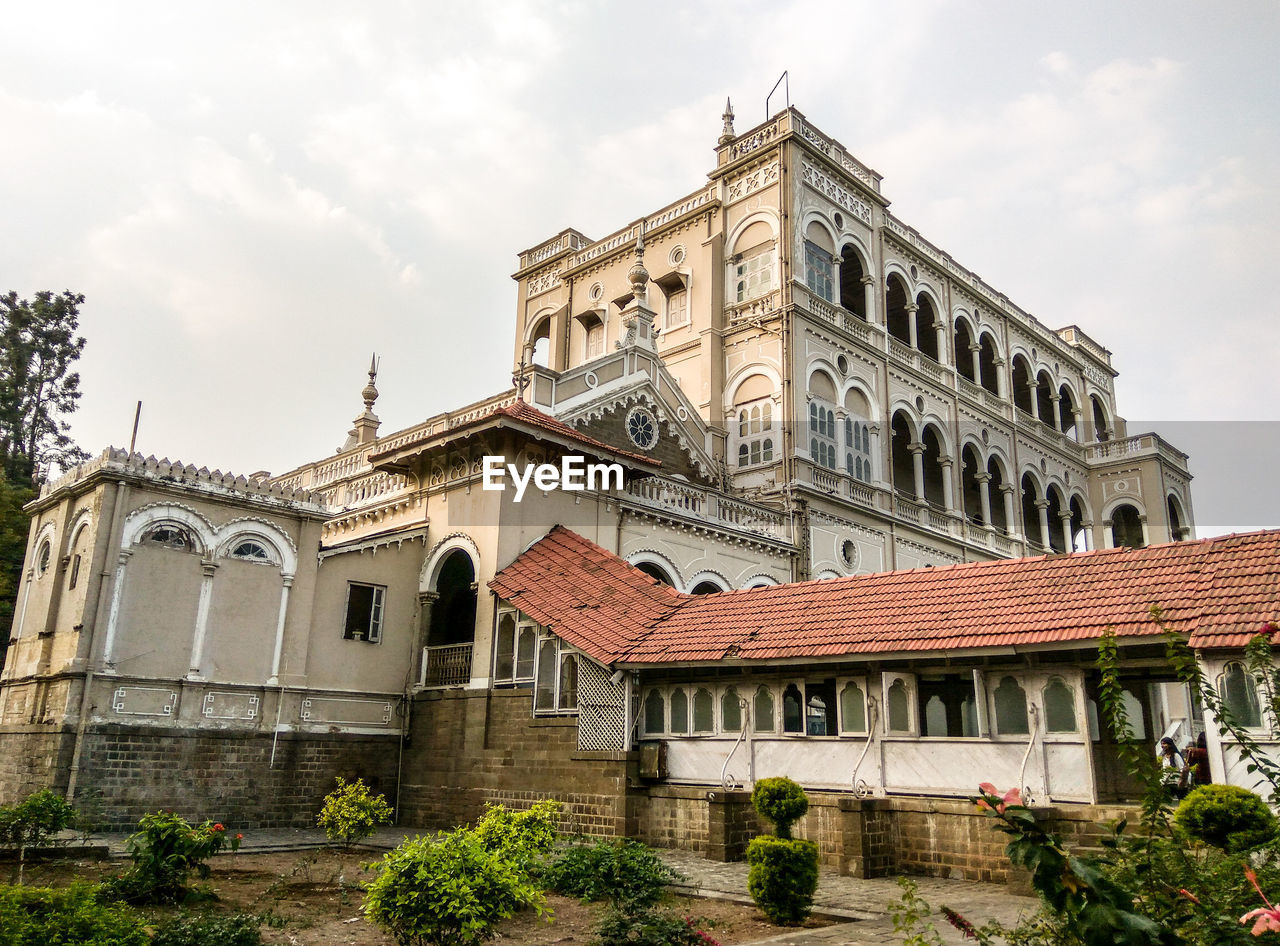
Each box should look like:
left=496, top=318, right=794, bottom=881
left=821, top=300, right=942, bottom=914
left=752, top=777, right=809, bottom=839
left=747, top=835, right=820, bottom=925
left=1174, top=784, right=1278, bottom=851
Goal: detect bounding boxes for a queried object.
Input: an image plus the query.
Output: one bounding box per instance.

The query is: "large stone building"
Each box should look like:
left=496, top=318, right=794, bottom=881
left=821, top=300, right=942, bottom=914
left=3, top=104, right=1272, bottom=884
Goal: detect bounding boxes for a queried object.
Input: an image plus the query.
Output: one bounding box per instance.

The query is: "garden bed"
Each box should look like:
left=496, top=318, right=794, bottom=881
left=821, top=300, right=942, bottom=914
left=9, top=848, right=834, bottom=945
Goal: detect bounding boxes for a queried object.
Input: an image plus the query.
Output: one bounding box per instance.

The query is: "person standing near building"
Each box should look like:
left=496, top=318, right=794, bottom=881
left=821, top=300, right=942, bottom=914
left=1182, top=733, right=1212, bottom=793
left=1158, top=737, right=1187, bottom=798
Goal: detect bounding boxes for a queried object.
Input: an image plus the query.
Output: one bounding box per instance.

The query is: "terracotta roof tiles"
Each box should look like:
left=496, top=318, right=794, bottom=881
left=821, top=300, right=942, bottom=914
left=489, top=526, right=1280, bottom=666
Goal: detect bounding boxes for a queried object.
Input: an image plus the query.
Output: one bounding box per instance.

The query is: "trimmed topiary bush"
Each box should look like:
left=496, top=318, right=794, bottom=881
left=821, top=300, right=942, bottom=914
left=1174, top=784, right=1278, bottom=851
left=746, top=776, right=818, bottom=925
left=317, top=776, right=393, bottom=849
left=750, top=777, right=809, bottom=839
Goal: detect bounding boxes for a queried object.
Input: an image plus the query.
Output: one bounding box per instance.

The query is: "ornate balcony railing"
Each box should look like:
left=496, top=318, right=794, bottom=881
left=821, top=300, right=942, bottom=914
left=420, top=643, right=472, bottom=688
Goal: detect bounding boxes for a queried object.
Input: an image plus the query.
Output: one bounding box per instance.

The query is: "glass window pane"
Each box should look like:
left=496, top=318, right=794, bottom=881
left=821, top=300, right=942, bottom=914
left=994, top=676, right=1029, bottom=735
left=840, top=682, right=866, bottom=733
left=516, top=626, right=536, bottom=680
left=495, top=614, right=516, bottom=681
left=1223, top=663, right=1263, bottom=729
left=693, top=688, right=714, bottom=733
left=670, top=688, right=689, bottom=734
left=558, top=654, right=578, bottom=710
left=783, top=684, right=804, bottom=733
left=887, top=679, right=911, bottom=732
left=754, top=686, right=775, bottom=733
left=722, top=687, right=742, bottom=732
left=535, top=640, right=557, bottom=710
left=1044, top=678, right=1078, bottom=733
left=644, top=690, right=665, bottom=734
left=1119, top=689, right=1146, bottom=740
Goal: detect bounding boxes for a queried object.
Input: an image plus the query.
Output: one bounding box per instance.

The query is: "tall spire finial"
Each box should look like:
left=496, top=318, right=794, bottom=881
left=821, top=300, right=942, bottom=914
left=362, top=353, right=380, bottom=411
left=627, top=222, right=649, bottom=301
left=718, top=97, right=736, bottom=146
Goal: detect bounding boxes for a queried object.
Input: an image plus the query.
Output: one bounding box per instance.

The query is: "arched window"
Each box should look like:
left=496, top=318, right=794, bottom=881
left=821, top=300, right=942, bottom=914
left=840, top=681, right=866, bottom=734
left=428, top=549, right=477, bottom=647
left=1091, top=395, right=1110, bottom=442
left=890, top=411, right=915, bottom=498
left=690, top=581, right=723, bottom=595
left=670, top=688, right=690, bottom=734
left=142, top=524, right=195, bottom=551
left=1011, top=356, right=1035, bottom=416
left=844, top=389, right=873, bottom=483
left=993, top=676, right=1029, bottom=735
left=722, top=687, right=742, bottom=733
left=635, top=561, right=676, bottom=587
left=978, top=334, right=1000, bottom=395
left=804, top=225, right=834, bottom=303
left=1044, top=677, right=1078, bottom=733
left=732, top=222, right=776, bottom=303
left=887, top=678, right=912, bottom=733
left=733, top=374, right=776, bottom=468
left=921, top=426, right=946, bottom=508
left=644, top=689, right=666, bottom=734
left=915, top=295, right=939, bottom=362
left=494, top=612, right=516, bottom=681
left=754, top=685, right=776, bottom=733
left=955, top=319, right=976, bottom=382
left=530, top=318, right=551, bottom=368
left=1222, top=663, right=1263, bottom=729
left=36, top=540, right=52, bottom=577
left=230, top=540, right=271, bottom=561
left=693, top=688, right=715, bottom=733
left=558, top=654, right=578, bottom=711
left=961, top=445, right=984, bottom=525
left=838, top=246, right=866, bottom=319
left=987, top=458, right=1009, bottom=534
left=886, top=274, right=911, bottom=345
left=1111, top=504, right=1145, bottom=550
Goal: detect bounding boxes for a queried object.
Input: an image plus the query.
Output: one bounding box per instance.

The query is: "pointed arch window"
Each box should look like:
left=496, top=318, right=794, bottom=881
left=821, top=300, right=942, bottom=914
left=1222, top=662, right=1263, bottom=730
left=753, top=685, right=776, bottom=733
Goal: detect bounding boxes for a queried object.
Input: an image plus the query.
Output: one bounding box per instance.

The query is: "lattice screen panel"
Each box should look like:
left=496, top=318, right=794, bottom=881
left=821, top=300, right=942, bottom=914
left=578, top=659, right=626, bottom=751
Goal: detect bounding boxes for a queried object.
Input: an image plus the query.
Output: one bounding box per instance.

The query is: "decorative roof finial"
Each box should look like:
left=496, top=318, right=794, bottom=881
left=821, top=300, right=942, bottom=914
left=627, top=223, right=649, bottom=299
left=362, top=353, right=380, bottom=411
left=513, top=349, right=530, bottom=401
left=718, top=97, right=736, bottom=146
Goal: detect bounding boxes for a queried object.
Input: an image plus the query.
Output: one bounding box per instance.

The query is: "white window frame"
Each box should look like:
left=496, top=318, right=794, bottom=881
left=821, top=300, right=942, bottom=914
left=780, top=680, right=807, bottom=736
left=1219, top=660, right=1268, bottom=734
left=643, top=687, right=667, bottom=736
left=1041, top=674, right=1081, bottom=735
left=492, top=609, right=539, bottom=686
left=990, top=673, right=1031, bottom=737
left=804, top=240, right=834, bottom=303
left=665, top=287, right=689, bottom=330
left=735, top=398, right=776, bottom=468
left=733, top=245, right=776, bottom=303
left=882, top=671, right=919, bottom=736
left=809, top=400, right=837, bottom=470
left=837, top=677, right=869, bottom=735
left=532, top=634, right=579, bottom=715
left=343, top=581, right=386, bottom=644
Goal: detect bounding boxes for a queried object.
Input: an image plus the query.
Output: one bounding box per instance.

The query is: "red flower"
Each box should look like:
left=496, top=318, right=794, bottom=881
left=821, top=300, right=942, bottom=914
left=976, top=783, right=1023, bottom=814
left=212, top=823, right=225, bottom=831
left=235, top=833, right=243, bottom=840
left=1241, top=867, right=1280, bottom=935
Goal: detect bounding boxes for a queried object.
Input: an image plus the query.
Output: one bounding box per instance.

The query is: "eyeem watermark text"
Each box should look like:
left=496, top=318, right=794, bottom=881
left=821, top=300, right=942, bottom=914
left=482, top=456, right=624, bottom=501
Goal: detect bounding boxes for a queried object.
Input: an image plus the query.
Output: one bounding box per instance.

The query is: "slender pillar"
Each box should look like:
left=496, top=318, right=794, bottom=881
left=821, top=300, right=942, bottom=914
left=1102, top=519, right=1114, bottom=549
left=187, top=561, right=219, bottom=679
left=969, top=343, right=982, bottom=385
left=1049, top=393, right=1063, bottom=432
left=993, top=357, right=1007, bottom=398
left=1139, top=515, right=1150, bottom=548
left=100, top=549, right=133, bottom=670
left=1000, top=485, right=1017, bottom=536
left=905, top=303, right=919, bottom=349
left=416, top=590, right=440, bottom=687
left=11, top=569, right=34, bottom=642
left=267, top=575, right=295, bottom=684
left=939, top=457, right=955, bottom=512
left=976, top=472, right=993, bottom=527
left=1026, top=381, right=1039, bottom=417
left=934, top=321, right=947, bottom=364
left=1035, top=499, right=1052, bottom=550
left=909, top=443, right=925, bottom=501
left=1082, top=520, right=1094, bottom=551
left=1060, top=513, right=1074, bottom=554
left=861, top=276, right=876, bottom=324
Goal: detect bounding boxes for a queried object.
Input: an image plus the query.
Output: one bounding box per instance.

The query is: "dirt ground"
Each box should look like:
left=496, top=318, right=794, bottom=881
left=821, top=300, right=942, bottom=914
left=12, top=848, right=832, bottom=945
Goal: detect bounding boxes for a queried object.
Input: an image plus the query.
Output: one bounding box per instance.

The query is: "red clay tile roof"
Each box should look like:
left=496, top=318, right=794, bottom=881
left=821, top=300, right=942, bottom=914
left=369, top=398, right=660, bottom=469
left=488, top=526, right=1280, bottom=665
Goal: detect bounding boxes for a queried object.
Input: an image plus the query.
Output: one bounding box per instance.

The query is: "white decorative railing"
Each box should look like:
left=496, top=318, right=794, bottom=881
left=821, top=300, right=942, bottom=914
left=625, top=476, right=788, bottom=541
left=1085, top=433, right=1188, bottom=471
left=888, top=338, right=917, bottom=367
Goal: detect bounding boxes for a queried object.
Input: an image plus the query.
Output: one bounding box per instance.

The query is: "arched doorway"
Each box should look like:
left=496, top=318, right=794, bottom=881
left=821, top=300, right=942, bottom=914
left=422, top=548, right=478, bottom=687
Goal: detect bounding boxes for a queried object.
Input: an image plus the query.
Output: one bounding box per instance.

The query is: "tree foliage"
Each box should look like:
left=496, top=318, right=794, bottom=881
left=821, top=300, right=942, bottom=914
left=0, top=290, right=88, bottom=482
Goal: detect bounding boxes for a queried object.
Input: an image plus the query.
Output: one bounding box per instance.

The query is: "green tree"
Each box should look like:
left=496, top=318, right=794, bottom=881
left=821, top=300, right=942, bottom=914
left=0, top=290, right=88, bottom=673
left=0, top=290, right=88, bottom=482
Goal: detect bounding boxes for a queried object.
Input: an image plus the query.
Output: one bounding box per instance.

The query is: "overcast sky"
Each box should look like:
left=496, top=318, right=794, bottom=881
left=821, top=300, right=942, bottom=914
left=3, top=1, right=1277, bottom=535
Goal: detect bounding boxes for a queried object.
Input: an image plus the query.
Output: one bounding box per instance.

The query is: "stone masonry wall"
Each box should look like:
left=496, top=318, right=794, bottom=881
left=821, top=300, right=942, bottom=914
left=0, top=725, right=76, bottom=804
left=75, top=724, right=398, bottom=830
left=397, top=688, right=634, bottom=836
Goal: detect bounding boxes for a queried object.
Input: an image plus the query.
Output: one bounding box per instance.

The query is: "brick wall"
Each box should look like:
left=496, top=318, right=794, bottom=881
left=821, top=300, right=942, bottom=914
left=397, top=688, right=634, bottom=836
left=0, top=723, right=399, bottom=830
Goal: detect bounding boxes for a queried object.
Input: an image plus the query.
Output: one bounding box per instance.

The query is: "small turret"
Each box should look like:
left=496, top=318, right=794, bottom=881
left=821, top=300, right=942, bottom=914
left=718, top=97, right=736, bottom=146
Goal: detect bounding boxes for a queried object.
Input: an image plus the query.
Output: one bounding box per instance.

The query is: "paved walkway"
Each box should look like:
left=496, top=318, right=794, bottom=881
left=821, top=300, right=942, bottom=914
left=83, top=826, right=1039, bottom=945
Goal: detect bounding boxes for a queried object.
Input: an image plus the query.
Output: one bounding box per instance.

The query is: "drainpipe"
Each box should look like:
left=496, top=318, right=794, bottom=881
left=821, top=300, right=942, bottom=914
left=1018, top=703, right=1041, bottom=805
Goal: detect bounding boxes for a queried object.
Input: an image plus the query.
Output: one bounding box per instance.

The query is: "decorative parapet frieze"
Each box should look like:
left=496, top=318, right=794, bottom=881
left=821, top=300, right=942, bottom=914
left=800, top=161, right=872, bottom=225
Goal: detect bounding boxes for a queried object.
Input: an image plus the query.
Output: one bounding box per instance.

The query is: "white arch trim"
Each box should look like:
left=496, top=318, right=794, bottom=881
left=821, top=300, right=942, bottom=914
left=685, top=570, right=731, bottom=594
left=724, top=364, right=783, bottom=411
left=215, top=517, right=298, bottom=575
left=626, top=550, right=683, bottom=589
left=121, top=503, right=215, bottom=554
left=742, top=573, right=780, bottom=588
left=725, top=208, right=781, bottom=254
left=1101, top=496, right=1147, bottom=521
left=839, top=379, right=880, bottom=423
left=421, top=532, right=481, bottom=592
left=67, top=507, right=94, bottom=549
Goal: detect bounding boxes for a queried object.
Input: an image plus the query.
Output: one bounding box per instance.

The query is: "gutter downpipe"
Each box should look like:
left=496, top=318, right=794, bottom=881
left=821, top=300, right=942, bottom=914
left=1018, top=703, right=1041, bottom=805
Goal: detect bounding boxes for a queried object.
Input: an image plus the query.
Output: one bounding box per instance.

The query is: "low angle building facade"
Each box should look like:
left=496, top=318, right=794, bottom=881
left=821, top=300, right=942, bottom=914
left=2, top=104, right=1272, bottom=883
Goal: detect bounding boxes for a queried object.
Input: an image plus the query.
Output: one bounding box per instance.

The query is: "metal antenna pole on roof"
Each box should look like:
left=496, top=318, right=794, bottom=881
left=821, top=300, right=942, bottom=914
left=765, top=71, right=789, bottom=120
left=128, top=401, right=142, bottom=455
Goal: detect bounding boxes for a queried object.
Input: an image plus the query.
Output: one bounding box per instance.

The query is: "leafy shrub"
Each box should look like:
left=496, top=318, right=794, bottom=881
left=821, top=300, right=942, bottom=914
left=105, top=811, right=241, bottom=903
left=751, top=777, right=808, bottom=839
left=0, top=883, right=148, bottom=945
left=593, top=903, right=720, bottom=946
left=1175, top=784, right=1278, bottom=851
left=0, top=789, right=76, bottom=849
left=151, top=911, right=263, bottom=946
left=364, top=828, right=544, bottom=946
left=544, top=838, right=679, bottom=907
left=471, top=798, right=560, bottom=874
left=746, top=835, right=820, bottom=925
left=317, top=776, right=393, bottom=848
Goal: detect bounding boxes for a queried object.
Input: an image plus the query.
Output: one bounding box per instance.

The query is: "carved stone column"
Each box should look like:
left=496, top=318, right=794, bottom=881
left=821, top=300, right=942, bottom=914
left=975, top=472, right=993, bottom=527
left=909, top=443, right=925, bottom=501
left=905, top=303, right=919, bottom=349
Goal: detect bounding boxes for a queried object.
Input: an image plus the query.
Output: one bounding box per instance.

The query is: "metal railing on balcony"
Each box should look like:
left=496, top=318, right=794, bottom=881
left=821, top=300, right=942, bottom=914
left=420, top=643, right=472, bottom=688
